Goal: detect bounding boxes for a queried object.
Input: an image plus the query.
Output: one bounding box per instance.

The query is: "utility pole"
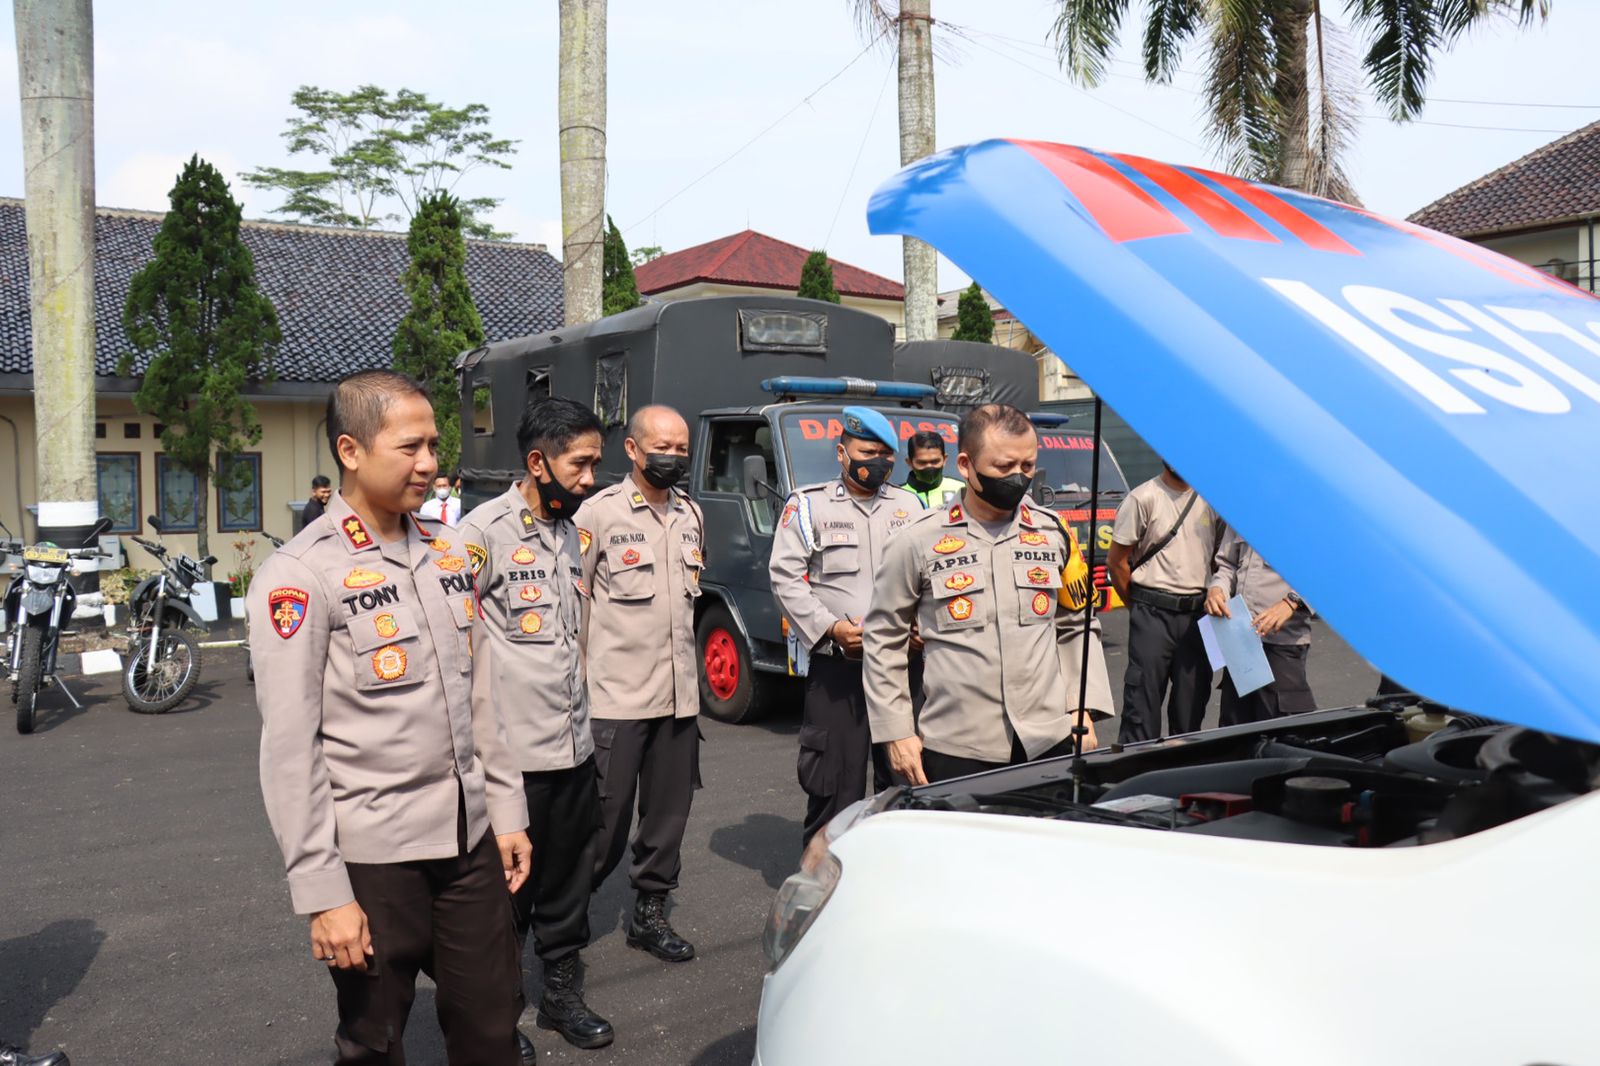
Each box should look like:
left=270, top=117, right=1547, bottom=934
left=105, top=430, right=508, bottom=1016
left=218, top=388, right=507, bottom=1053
left=15, top=0, right=100, bottom=552
left=559, top=0, right=606, bottom=327
left=897, top=0, right=938, bottom=341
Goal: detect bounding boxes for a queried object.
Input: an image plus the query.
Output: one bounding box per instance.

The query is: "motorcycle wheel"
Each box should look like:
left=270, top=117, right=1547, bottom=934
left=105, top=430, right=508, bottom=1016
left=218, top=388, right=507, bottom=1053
left=14, top=625, right=42, bottom=734
left=123, top=628, right=202, bottom=714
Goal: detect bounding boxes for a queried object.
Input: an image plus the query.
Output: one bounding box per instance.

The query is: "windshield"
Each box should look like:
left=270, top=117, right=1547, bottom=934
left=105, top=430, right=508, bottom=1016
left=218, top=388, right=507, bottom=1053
left=779, top=410, right=961, bottom=490
left=1035, top=431, right=1127, bottom=496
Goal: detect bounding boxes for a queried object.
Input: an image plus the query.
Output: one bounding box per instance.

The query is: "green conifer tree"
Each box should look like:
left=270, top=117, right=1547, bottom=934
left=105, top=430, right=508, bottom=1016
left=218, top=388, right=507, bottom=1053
left=121, top=155, right=280, bottom=572
left=602, top=215, right=643, bottom=316
left=391, top=192, right=486, bottom=474
left=797, top=250, right=841, bottom=303
left=951, top=281, right=995, bottom=343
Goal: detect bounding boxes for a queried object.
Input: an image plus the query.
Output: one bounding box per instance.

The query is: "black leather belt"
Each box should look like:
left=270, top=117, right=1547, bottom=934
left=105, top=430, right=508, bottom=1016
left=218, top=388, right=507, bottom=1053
left=1128, top=584, right=1206, bottom=614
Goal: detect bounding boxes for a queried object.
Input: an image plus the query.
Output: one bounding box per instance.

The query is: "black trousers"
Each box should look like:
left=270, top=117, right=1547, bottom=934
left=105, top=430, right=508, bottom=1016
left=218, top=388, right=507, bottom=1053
left=797, top=656, right=896, bottom=847
left=592, top=716, right=701, bottom=895
left=512, top=757, right=601, bottom=966
left=922, top=732, right=1079, bottom=784
left=1118, top=599, right=1214, bottom=744
left=332, top=834, right=523, bottom=1066
left=1219, top=643, right=1316, bottom=726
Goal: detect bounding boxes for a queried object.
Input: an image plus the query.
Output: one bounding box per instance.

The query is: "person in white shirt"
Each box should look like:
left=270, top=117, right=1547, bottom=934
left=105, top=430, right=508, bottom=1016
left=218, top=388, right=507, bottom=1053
left=419, top=473, right=462, bottom=526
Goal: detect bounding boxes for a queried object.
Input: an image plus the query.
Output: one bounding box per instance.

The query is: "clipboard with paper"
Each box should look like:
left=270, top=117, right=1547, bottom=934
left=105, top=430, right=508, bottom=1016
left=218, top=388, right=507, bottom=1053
left=1197, top=595, right=1276, bottom=697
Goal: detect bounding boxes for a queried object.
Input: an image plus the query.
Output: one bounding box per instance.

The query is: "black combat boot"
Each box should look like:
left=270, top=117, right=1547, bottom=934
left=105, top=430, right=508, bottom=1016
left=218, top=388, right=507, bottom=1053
left=536, top=954, right=615, bottom=1049
left=516, top=1029, right=537, bottom=1065
left=0, top=1044, right=69, bottom=1066
left=626, top=891, right=696, bottom=962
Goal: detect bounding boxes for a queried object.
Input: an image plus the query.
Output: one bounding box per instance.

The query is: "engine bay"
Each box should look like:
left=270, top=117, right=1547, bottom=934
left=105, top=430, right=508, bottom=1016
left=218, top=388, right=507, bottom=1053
left=897, top=697, right=1600, bottom=847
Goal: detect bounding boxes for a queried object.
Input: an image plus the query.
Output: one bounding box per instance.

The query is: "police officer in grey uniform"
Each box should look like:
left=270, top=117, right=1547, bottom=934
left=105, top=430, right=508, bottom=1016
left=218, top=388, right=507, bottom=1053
left=1206, top=527, right=1315, bottom=724
left=1107, top=462, right=1223, bottom=743
left=769, top=406, right=919, bottom=846
left=459, top=397, right=614, bottom=1054
left=577, top=404, right=703, bottom=964
left=864, top=404, right=1113, bottom=785
left=251, top=370, right=531, bottom=1066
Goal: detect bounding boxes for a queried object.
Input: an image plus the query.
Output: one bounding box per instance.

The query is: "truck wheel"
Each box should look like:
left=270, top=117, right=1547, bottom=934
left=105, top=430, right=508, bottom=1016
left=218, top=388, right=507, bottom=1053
left=697, top=604, right=775, bottom=724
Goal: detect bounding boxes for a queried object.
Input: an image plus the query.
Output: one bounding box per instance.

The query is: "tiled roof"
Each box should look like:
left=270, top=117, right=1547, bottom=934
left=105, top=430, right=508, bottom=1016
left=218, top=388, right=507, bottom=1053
left=634, top=229, right=905, bottom=301
left=1408, top=121, right=1600, bottom=237
left=0, top=198, right=563, bottom=383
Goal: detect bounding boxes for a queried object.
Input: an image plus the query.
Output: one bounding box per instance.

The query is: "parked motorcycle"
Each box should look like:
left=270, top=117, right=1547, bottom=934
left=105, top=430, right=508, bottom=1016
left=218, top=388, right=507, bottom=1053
left=243, top=531, right=284, bottom=684
left=1, top=515, right=112, bottom=734
left=122, top=516, right=212, bottom=714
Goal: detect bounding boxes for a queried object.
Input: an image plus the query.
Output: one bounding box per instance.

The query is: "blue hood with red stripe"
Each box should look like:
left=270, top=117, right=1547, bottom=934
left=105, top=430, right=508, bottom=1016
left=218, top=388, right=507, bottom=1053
left=869, top=138, right=1600, bottom=743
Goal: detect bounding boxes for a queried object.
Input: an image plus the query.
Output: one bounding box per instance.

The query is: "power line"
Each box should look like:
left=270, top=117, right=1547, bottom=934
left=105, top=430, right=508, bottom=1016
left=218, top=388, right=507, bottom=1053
left=823, top=45, right=896, bottom=251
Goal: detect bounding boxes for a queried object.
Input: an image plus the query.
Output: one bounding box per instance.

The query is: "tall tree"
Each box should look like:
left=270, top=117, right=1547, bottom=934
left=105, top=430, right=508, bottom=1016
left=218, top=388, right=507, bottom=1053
left=852, top=1, right=939, bottom=340
left=951, top=282, right=994, bottom=343
left=243, top=86, right=517, bottom=239
left=1051, top=0, right=1549, bottom=200
left=392, top=193, right=486, bottom=475
left=121, top=157, right=281, bottom=572
left=15, top=0, right=97, bottom=546
left=560, top=0, right=607, bottom=326
left=797, top=251, right=843, bottom=303
left=602, top=215, right=643, bottom=316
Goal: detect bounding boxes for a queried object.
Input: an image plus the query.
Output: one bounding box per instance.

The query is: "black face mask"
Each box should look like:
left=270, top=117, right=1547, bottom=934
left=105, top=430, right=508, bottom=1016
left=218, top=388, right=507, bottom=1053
left=907, top=467, right=944, bottom=491
left=538, top=469, right=586, bottom=518
left=970, top=469, right=1031, bottom=514
left=640, top=452, right=688, bottom=490
left=848, top=455, right=895, bottom=492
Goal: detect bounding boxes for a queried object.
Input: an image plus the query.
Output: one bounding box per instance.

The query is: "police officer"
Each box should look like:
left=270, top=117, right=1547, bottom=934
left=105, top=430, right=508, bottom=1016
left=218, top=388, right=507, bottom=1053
left=459, top=397, right=613, bottom=1054
left=1206, top=527, right=1315, bottom=724
left=1107, top=461, right=1223, bottom=743
left=900, top=429, right=964, bottom=509
left=577, top=404, right=703, bottom=964
left=250, top=370, right=531, bottom=1066
left=769, top=406, right=919, bottom=846
left=864, top=403, right=1113, bottom=785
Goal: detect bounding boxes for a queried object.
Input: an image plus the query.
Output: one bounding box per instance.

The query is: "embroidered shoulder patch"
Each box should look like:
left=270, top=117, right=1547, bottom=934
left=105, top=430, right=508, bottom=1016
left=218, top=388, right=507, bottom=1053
left=466, top=543, right=487, bottom=575
left=578, top=529, right=593, bottom=554
left=268, top=587, right=309, bottom=639
left=932, top=535, right=966, bottom=555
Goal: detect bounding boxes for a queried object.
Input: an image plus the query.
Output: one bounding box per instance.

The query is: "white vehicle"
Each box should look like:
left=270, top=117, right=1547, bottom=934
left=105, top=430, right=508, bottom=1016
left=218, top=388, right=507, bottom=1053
left=754, top=139, right=1600, bottom=1066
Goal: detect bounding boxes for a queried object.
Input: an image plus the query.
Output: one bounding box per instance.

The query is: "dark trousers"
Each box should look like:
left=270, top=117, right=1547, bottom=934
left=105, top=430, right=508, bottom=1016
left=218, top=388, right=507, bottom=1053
left=592, top=715, right=700, bottom=895
left=922, top=732, right=1079, bottom=784
left=512, top=757, right=601, bottom=966
left=1219, top=643, right=1316, bottom=726
left=332, top=834, right=523, bottom=1066
left=797, top=656, right=895, bottom=847
left=1118, top=599, right=1214, bottom=744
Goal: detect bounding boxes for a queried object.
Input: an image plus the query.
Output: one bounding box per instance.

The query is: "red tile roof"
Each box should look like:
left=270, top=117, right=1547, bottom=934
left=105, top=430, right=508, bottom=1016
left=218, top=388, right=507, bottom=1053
left=1409, top=121, right=1600, bottom=238
left=634, top=230, right=905, bottom=300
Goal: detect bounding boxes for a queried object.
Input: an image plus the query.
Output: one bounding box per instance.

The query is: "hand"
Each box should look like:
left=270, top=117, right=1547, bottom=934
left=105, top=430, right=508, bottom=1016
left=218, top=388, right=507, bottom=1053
left=908, top=625, right=924, bottom=654
left=1073, top=715, right=1099, bottom=753
left=1204, top=587, right=1231, bottom=617
left=886, top=735, right=928, bottom=786
left=310, top=900, right=372, bottom=971
left=1253, top=599, right=1295, bottom=636
left=830, top=619, right=864, bottom=658
left=497, top=831, right=532, bottom=895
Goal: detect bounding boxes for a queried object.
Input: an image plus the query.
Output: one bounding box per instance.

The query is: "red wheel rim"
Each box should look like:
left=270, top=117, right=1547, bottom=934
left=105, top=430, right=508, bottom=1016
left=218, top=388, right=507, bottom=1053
left=704, top=627, right=740, bottom=701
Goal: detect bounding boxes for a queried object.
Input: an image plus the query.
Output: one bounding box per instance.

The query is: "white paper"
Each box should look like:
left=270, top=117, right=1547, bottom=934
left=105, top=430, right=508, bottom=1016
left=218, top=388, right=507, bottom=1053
left=1197, top=595, right=1276, bottom=697
left=1197, top=614, right=1225, bottom=671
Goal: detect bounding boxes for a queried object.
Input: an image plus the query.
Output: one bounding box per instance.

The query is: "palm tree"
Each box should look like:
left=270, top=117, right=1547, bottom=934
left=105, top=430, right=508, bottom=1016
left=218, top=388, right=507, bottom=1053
left=851, top=1, right=939, bottom=341
left=1051, top=0, right=1551, bottom=202
left=560, top=0, right=606, bottom=326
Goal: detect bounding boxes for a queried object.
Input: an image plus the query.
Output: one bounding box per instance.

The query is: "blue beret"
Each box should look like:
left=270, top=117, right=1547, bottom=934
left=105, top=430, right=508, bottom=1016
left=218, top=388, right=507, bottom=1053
left=840, top=405, right=898, bottom=449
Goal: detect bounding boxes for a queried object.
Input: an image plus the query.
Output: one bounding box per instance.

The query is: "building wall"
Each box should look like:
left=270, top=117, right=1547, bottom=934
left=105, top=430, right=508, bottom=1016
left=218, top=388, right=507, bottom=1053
left=0, top=390, right=329, bottom=577
left=1478, top=226, right=1593, bottom=290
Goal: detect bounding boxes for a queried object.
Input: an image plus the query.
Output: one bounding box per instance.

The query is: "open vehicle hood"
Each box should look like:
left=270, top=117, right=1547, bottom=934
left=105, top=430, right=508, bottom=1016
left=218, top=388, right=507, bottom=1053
left=868, top=139, right=1600, bottom=743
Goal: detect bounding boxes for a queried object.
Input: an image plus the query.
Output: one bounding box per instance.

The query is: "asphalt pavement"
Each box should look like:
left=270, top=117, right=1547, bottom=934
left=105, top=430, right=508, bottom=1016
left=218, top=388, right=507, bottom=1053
left=0, top=613, right=1378, bottom=1065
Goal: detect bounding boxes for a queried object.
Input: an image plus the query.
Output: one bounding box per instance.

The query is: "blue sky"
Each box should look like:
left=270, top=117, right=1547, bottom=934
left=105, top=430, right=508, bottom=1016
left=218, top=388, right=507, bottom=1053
left=2, top=0, right=1595, bottom=290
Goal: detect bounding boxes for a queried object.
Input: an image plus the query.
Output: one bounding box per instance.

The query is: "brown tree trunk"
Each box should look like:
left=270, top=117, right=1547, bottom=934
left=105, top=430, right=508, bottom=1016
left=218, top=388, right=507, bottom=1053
left=1272, top=0, right=1313, bottom=192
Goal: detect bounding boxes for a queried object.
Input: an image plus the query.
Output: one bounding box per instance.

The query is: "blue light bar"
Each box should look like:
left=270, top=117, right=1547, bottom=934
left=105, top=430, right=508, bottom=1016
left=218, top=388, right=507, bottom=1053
left=761, top=376, right=937, bottom=400
left=1028, top=412, right=1072, bottom=427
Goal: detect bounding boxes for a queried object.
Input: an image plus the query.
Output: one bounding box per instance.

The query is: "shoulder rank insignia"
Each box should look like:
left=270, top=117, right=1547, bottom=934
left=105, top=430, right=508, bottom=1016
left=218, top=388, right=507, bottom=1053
left=374, top=612, right=399, bottom=638
left=520, top=611, right=543, bottom=635
left=948, top=504, right=964, bottom=524
left=371, top=645, right=407, bottom=681
left=343, top=567, right=385, bottom=589
left=341, top=515, right=372, bottom=549
left=1019, top=531, right=1049, bottom=546
left=578, top=528, right=593, bottom=554
left=520, top=509, right=537, bottom=533
left=932, top=534, right=966, bottom=555
left=945, top=572, right=975, bottom=593
left=1019, top=504, right=1035, bottom=527
left=268, top=587, right=308, bottom=639
left=631, top=492, right=645, bottom=506
left=947, top=596, right=974, bottom=621
left=1031, top=591, right=1053, bottom=616
left=511, top=545, right=536, bottom=565
left=435, top=554, right=466, bottom=573
left=466, top=543, right=487, bottom=575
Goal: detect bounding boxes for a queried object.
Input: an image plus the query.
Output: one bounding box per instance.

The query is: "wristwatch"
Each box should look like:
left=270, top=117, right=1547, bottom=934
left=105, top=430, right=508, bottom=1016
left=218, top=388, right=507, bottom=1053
left=1285, top=591, right=1305, bottom=611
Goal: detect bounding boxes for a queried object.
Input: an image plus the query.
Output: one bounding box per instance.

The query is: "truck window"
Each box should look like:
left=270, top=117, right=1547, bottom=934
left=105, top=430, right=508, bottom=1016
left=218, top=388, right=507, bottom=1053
left=1035, top=431, right=1128, bottom=494
left=777, top=410, right=960, bottom=489
left=703, top=420, right=779, bottom=534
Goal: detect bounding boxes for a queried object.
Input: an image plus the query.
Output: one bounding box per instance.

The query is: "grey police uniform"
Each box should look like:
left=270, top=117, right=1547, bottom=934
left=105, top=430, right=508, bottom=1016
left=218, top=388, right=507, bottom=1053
left=460, top=485, right=600, bottom=968
left=1209, top=526, right=1315, bottom=725
left=1111, top=476, right=1224, bottom=743
left=576, top=473, right=705, bottom=896
left=250, top=491, right=526, bottom=1065
left=863, top=500, right=1114, bottom=783
left=768, top=477, right=920, bottom=845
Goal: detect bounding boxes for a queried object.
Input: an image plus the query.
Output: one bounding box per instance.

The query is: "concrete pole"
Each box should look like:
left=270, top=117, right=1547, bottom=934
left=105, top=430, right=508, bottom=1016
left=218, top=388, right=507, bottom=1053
left=898, top=0, right=938, bottom=341
left=15, top=0, right=99, bottom=554
left=559, top=0, right=606, bottom=327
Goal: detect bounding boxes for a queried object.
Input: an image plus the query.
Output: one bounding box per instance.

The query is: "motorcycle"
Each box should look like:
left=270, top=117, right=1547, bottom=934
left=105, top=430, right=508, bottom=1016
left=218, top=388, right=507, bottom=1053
left=243, top=531, right=284, bottom=684
left=122, top=515, right=212, bottom=714
left=1, top=515, right=112, bottom=734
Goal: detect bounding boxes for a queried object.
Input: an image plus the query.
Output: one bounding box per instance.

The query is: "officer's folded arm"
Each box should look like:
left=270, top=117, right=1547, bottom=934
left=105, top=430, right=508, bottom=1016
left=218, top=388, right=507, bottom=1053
left=862, top=535, right=925, bottom=784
